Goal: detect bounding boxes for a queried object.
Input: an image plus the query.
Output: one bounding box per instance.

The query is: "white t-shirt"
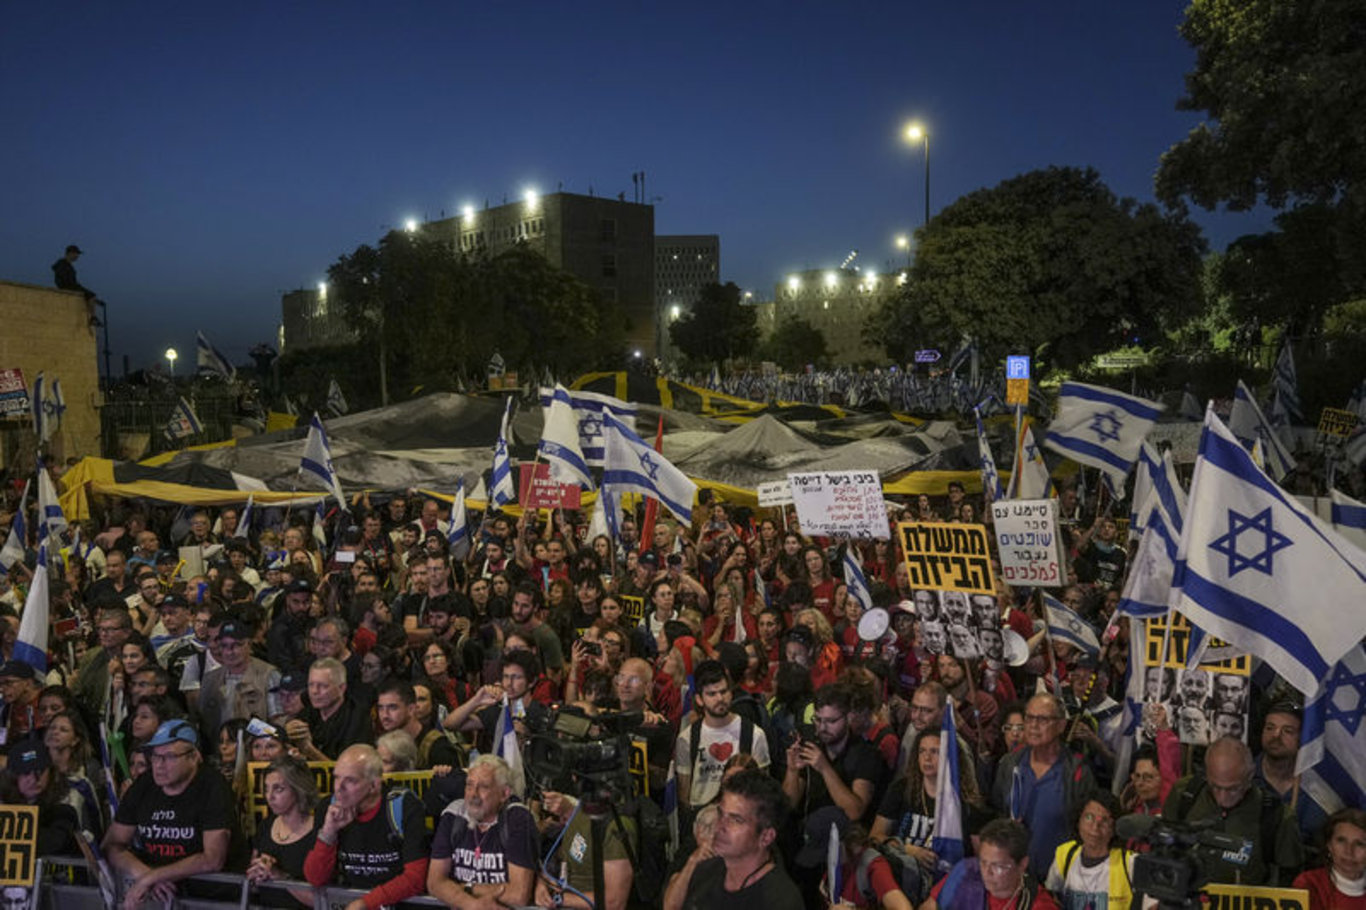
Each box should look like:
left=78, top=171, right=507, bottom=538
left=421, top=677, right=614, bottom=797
left=1046, top=849, right=1131, bottom=910
left=673, top=714, right=771, bottom=808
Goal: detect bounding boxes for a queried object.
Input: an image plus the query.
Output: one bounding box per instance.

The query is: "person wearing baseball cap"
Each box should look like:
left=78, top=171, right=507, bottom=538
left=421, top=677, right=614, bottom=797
left=266, top=578, right=315, bottom=672
left=104, top=719, right=244, bottom=902
left=51, top=243, right=102, bottom=326
left=198, top=620, right=281, bottom=743
left=0, top=660, right=44, bottom=743
left=6, top=741, right=81, bottom=857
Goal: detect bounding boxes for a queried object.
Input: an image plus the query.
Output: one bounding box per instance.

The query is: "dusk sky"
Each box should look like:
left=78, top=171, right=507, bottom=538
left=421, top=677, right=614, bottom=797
left=1, top=2, right=1271, bottom=372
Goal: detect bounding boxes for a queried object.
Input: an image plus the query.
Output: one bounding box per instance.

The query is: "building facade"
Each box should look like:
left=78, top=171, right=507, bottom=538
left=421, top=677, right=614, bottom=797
left=655, top=235, right=720, bottom=361
left=760, top=267, right=898, bottom=365
left=281, top=286, right=357, bottom=351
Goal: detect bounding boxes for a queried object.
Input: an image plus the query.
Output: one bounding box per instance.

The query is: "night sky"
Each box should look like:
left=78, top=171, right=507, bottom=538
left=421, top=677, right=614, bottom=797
left=1, top=2, right=1270, bottom=372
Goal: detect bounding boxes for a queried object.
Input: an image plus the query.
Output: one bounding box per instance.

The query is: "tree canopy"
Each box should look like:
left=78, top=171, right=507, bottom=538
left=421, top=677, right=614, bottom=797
left=869, top=166, right=1206, bottom=371
left=760, top=317, right=828, bottom=370
left=668, top=281, right=759, bottom=365
left=326, top=232, right=625, bottom=399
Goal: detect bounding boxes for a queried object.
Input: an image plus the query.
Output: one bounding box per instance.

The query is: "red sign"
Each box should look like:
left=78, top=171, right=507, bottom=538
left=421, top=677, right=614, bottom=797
left=0, top=368, right=30, bottom=416
left=518, top=463, right=582, bottom=510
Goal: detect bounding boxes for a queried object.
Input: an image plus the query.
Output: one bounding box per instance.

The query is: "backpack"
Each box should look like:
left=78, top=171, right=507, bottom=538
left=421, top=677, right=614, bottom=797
left=766, top=696, right=812, bottom=776
left=438, top=796, right=532, bottom=858
left=731, top=689, right=771, bottom=733
left=623, top=797, right=670, bottom=908
left=860, top=844, right=930, bottom=905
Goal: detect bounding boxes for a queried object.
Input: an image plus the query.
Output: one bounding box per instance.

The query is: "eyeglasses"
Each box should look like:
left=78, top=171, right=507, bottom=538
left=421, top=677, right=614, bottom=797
left=423, top=653, right=446, bottom=662
left=1130, top=771, right=1160, bottom=782
left=149, top=748, right=197, bottom=765
left=1002, top=723, right=1025, bottom=733
left=982, top=861, right=1017, bottom=875
left=1082, top=812, right=1114, bottom=826
left=96, top=625, right=124, bottom=634
left=1024, top=713, right=1063, bottom=725
left=909, top=705, right=938, bottom=717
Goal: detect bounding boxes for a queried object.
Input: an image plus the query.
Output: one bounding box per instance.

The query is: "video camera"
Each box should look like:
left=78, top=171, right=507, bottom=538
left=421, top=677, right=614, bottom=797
left=525, top=705, right=642, bottom=812
left=1117, top=814, right=1251, bottom=907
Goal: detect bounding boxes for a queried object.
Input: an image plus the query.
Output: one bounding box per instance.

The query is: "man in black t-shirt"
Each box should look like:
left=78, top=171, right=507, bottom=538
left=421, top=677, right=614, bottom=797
left=782, top=683, right=884, bottom=823
left=303, top=744, right=429, bottom=907
left=426, top=754, right=538, bottom=907
left=104, top=720, right=241, bottom=906
left=288, top=658, right=373, bottom=760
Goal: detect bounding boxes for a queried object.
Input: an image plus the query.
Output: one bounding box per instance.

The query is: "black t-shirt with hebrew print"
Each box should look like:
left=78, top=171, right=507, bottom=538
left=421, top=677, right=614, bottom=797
left=115, top=767, right=243, bottom=868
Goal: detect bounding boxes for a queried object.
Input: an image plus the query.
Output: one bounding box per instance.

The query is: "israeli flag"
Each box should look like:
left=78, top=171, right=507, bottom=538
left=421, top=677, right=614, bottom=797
left=1273, top=338, right=1303, bottom=424
left=234, top=495, right=254, bottom=539
left=601, top=410, right=696, bottom=524
left=1179, top=388, right=1203, bottom=421
left=31, top=372, right=57, bottom=444
left=1329, top=489, right=1366, bottom=552
left=13, top=543, right=51, bottom=671
left=300, top=413, right=347, bottom=511
left=1043, top=591, right=1101, bottom=655
left=36, top=460, right=68, bottom=549
left=1297, top=643, right=1366, bottom=816
left=195, top=331, right=236, bottom=380
left=326, top=378, right=348, bottom=417
left=662, top=759, right=679, bottom=859
left=446, top=480, right=470, bottom=561
left=0, top=480, right=29, bottom=577
left=1116, top=507, right=1180, bottom=618
left=1169, top=409, right=1366, bottom=697
left=311, top=500, right=328, bottom=549
left=827, top=819, right=843, bottom=902
left=841, top=546, right=872, bottom=611
left=538, top=384, right=594, bottom=489
left=493, top=695, right=525, bottom=798
left=536, top=387, right=636, bottom=466
left=1044, top=382, right=1163, bottom=490
left=973, top=407, right=1005, bottom=502
left=1228, top=380, right=1295, bottom=481
left=50, top=379, right=67, bottom=431
left=931, top=702, right=965, bottom=872
left=490, top=397, right=516, bottom=509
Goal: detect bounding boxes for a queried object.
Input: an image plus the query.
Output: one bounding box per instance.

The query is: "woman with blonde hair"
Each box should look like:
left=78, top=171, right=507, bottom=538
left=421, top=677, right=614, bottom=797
left=794, top=607, right=843, bottom=690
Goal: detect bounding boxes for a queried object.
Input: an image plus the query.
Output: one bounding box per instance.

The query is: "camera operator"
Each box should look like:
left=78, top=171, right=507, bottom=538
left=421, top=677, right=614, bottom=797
left=1161, top=736, right=1302, bottom=885
left=534, top=787, right=636, bottom=910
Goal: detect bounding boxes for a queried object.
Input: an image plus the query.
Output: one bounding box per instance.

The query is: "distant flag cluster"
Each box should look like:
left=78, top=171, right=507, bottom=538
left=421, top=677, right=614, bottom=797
left=196, top=331, right=236, bottom=381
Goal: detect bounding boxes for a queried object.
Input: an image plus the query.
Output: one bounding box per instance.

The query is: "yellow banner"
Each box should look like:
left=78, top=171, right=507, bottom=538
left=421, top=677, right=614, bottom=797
left=1204, top=884, right=1308, bottom=910
left=245, top=762, right=437, bottom=831
left=1144, top=613, right=1250, bottom=674
left=0, top=805, right=39, bottom=886
left=897, top=522, right=996, bottom=595
left=629, top=740, right=649, bottom=797
left=620, top=595, right=645, bottom=627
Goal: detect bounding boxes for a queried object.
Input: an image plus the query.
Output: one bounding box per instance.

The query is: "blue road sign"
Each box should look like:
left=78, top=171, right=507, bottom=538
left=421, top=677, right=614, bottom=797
left=1006, top=355, right=1030, bottom=380
left=914, top=349, right=941, bottom=364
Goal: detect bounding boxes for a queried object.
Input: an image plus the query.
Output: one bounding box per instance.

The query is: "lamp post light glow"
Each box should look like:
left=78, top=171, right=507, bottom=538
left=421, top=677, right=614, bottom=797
left=462, top=204, right=475, bottom=222
left=787, top=275, right=801, bottom=294
left=317, top=281, right=328, bottom=297
left=670, top=304, right=681, bottom=320
left=903, top=120, right=930, bottom=227
left=404, top=218, right=419, bottom=233
left=824, top=271, right=838, bottom=289
left=165, top=347, right=178, bottom=376
left=524, top=188, right=540, bottom=211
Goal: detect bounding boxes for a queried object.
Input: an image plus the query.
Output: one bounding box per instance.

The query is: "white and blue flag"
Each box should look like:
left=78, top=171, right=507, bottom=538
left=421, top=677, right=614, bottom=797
left=326, top=378, right=348, bottom=417
left=1297, top=643, right=1366, bottom=816
left=196, top=331, right=236, bottom=380
left=538, top=384, right=594, bottom=489
left=0, top=480, right=29, bottom=577
left=1043, top=382, right=1163, bottom=490
left=1118, top=447, right=1188, bottom=618
left=1330, top=489, right=1366, bottom=553
left=931, top=701, right=965, bottom=872
left=601, top=410, right=696, bottom=524
left=1229, top=379, right=1295, bottom=481
left=537, top=387, right=636, bottom=466
left=1043, top=591, right=1101, bottom=655
left=234, top=495, right=254, bottom=539
left=36, top=460, right=67, bottom=550
left=13, top=543, right=50, bottom=671
left=493, top=695, right=526, bottom=798
left=446, top=480, right=470, bottom=561
left=490, top=397, right=516, bottom=509
left=300, top=413, right=347, bottom=512
left=1169, top=409, right=1366, bottom=697
left=1005, top=411, right=1052, bottom=501
left=841, top=546, right=872, bottom=611
left=30, top=372, right=48, bottom=443
left=973, top=407, right=1004, bottom=502
left=1273, top=337, right=1303, bottom=424
left=165, top=396, right=203, bottom=441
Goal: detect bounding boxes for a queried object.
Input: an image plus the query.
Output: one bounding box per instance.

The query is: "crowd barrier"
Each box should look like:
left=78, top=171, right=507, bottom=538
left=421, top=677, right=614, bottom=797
left=31, top=857, right=466, bottom=910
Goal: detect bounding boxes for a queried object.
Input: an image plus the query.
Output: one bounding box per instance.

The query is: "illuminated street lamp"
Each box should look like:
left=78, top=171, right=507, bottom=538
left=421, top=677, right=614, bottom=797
left=404, top=218, right=419, bottom=233
left=904, top=121, right=930, bottom=227
left=895, top=233, right=911, bottom=268
left=165, top=347, right=178, bottom=376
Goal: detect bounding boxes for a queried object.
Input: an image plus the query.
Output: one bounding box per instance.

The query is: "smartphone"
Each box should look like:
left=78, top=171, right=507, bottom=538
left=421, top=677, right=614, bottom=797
left=579, top=640, right=602, bottom=657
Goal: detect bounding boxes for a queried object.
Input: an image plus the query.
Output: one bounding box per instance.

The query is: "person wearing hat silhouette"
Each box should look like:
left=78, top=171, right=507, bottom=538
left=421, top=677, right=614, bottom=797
left=2, top=740, right=82, bottom=855
left=198, top=619, right=280, bottom=742
left=0, top=660, right=44, bottom=744
left=51, top=244, right=102, bottom=326
left=104, top=720, right=242, bottom=906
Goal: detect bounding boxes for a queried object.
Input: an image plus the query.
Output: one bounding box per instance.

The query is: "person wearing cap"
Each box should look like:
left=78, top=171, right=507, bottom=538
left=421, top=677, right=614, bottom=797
left=104, top=720, right=243, bottom=905
left=1, top=741, right=82, bottom=855
left=0, top=660, right=44, bottom=744
left=149, top=592, right=194, bottom=656
left=197, top=619, right=281, bottom=744
left=267, top=578, right=315, bottom=672
left=269, top=670, right=308, bottom=726
left=304, top=743, right=429, bottom=909
left=51, top=243, right=102, bottom=325
left=664, top=769, right=800, bottom=910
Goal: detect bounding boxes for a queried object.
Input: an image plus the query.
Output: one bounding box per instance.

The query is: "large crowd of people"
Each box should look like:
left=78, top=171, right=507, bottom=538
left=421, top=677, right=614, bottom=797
left=0, top=470, right=1362, bottom=910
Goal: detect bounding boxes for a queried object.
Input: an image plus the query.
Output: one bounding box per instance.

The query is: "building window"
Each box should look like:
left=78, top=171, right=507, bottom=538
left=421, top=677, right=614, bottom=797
left=600, top=219, right=617, bottom=241
left=601, top=254, right=617, bottom=278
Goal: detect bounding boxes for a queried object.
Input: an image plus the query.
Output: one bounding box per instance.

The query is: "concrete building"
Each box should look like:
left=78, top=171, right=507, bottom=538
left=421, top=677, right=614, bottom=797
left=0, top=281, right=102, bottom=464
left=655, top=235, right=719, bottom=361
left=280, top=284, right=357, bottom=351
left=758, top=267, right=899, bottom=365
left=426, top=192, right=656, bottom=354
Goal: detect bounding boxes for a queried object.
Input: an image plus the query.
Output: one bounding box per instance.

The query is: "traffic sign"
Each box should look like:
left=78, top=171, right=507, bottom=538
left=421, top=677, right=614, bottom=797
left=1006, top=356, right=1030, bottom=380
left=914, top=349, right=941, bottom=364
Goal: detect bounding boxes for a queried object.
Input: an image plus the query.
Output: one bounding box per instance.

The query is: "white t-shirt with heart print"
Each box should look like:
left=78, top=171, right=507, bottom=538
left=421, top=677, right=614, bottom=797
left=674, top=714, right=771, bottom=808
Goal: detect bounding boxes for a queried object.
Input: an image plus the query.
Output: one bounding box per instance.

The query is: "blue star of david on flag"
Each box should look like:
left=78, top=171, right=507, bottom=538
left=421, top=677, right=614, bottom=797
left=579, top=415, right=603, bottom=438
left=1323, top=662, right=1366, bottom=737
left=1208, top=507, right=1293, bottom=577
left=1088, top=409, right=1123, bottom=444
left=638, top=450, right=661, bottom=482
